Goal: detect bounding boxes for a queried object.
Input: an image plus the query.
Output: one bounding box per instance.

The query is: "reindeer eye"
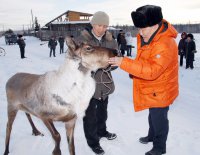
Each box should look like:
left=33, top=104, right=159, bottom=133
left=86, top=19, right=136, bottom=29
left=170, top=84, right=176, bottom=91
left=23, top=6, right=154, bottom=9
left=86, top=46, right=93, bottom=51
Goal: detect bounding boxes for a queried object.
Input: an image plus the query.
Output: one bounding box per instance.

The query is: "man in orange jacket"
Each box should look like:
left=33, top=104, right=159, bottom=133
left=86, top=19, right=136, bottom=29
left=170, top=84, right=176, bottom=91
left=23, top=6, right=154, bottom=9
left=108, top=5, right=179, bottom=155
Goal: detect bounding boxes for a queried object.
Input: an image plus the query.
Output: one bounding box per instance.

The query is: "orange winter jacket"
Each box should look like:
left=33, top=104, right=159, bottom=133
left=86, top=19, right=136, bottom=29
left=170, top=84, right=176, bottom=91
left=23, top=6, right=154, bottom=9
left=120, top=20, right=179, bottom=112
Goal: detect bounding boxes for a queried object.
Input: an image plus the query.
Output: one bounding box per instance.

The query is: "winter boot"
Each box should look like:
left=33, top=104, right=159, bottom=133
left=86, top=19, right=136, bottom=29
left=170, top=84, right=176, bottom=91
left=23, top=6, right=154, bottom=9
left=100, top=132, right=117, bottom=140
left=145, top=149, right=162, bottom=155
left=91, top=145, right=105, bottom=155
left=145, top=148, right=166, bottom=155
left=139, top=136, right=153, bottom=144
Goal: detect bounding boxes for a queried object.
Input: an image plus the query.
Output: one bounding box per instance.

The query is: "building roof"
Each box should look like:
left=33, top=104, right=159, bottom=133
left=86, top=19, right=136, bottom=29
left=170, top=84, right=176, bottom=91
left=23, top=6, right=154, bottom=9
left=51, top=21, right=90, bottom=25
left=45, top=10, right=93, bottom=27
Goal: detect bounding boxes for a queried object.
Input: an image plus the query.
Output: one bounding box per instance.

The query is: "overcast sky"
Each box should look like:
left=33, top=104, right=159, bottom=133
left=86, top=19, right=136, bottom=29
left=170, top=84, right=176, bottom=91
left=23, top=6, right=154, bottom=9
left=0, top=0, right=200, bottom=31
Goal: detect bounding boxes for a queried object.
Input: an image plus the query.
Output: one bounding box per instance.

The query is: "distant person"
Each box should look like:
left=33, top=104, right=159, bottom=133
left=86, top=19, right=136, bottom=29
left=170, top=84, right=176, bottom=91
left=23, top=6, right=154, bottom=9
left=117, top=30, right=123, bottom=47
left=178, top=32, right=187, bottom=66
left=119, top=32, right=127, bottom=56
left=125, top=32, right=134, bottom=56
left=48, top=36, right=57, bottom=57
left=185, top=33, right=196, bottom=69
left=58, top=35, right=65, bottom=54
left=17, top=34, right=26, bottom=59
left=108, top=5, right=179, bottom=155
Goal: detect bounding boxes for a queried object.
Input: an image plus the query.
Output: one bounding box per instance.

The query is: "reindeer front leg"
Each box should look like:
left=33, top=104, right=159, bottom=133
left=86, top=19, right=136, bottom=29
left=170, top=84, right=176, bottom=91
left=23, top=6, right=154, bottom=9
left=42, top=119, right=61, bottom=155
left=65, top=115, right=77, bottom=155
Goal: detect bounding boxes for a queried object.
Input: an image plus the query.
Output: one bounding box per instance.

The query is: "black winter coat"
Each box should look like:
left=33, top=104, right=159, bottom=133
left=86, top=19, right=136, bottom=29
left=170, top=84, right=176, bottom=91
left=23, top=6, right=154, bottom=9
left=58, top=37, right=65, bottom=46
left=48, top=39, right=57, bottom=48
left=17, top=38, right=26, bottom=48
left=178, top=38, right=186, bottom=55
left=185, top=40, right=196, bottom=60
left=119, top=35, right=127, bottom=50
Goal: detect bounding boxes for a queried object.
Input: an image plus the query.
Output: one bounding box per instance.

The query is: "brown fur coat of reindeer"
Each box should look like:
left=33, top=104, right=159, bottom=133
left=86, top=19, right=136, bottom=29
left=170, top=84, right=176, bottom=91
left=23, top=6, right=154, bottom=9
left=4, top=37, right=118, bottom=155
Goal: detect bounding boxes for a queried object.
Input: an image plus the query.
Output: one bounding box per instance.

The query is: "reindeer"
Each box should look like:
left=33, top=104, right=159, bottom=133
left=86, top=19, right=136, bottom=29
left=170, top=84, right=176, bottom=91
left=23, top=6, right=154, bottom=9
left=4, top=37, right=118, bottom=155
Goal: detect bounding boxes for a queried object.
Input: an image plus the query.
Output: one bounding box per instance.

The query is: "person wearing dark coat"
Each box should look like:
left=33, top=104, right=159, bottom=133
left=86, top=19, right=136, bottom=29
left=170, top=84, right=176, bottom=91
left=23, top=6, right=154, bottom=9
left=48, top=36, right=57, bottom=57
left=58, top=35, right=65, bottom=54
left=17, top=35, right=26, bottom=59
left=178, top=32, right=187, bottom=66
left=185, top=33, right=196, bottom=69
left=119, top=32, right=127, bottom=56
left=117, top=29, right=123, bottom=47
left=76, top=11, right=118, bottom=155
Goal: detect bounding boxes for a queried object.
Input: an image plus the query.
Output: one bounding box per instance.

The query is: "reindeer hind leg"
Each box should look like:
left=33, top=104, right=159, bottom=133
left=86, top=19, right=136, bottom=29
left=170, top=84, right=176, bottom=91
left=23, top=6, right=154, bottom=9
left=25, top=113, right=44, bottom=136
left=4, top=109, right=18, bottom=155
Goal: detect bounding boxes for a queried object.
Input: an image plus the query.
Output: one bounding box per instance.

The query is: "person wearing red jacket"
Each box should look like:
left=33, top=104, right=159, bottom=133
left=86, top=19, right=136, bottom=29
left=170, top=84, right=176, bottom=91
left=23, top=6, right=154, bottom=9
left=108, top=5, right=179, bottom=155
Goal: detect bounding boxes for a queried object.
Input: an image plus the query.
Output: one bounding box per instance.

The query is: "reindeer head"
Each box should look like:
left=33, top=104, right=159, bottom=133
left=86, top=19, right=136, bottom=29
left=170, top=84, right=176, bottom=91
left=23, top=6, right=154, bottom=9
left=66, top=37, right=118, bottom=71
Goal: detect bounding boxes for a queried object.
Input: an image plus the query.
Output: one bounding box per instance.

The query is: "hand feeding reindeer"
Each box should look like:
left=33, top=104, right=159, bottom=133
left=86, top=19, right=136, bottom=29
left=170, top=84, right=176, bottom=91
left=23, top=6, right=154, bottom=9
left=4, top=37, right=118, bottom=155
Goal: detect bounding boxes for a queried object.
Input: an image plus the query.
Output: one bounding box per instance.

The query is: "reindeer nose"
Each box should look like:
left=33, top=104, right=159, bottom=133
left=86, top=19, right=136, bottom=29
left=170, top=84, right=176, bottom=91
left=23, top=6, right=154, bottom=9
left=112, top=49, right=119, bottom=56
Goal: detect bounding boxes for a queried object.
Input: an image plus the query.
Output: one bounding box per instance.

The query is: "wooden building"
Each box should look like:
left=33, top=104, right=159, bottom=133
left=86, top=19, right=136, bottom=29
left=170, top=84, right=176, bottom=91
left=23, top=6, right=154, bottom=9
left=38, top=10, right=93, bottom=40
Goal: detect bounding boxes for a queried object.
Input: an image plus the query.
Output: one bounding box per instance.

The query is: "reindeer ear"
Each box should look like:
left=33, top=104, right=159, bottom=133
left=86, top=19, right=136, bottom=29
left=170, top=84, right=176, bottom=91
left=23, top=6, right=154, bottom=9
left=65, top=37, right=77, bottom=51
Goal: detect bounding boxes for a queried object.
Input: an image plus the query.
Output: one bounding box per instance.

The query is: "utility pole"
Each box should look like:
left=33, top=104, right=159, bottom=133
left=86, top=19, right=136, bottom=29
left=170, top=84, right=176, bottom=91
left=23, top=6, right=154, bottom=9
left=30, top=21, right=32, bottom=30
left=31, top=9, right=34, bottom=30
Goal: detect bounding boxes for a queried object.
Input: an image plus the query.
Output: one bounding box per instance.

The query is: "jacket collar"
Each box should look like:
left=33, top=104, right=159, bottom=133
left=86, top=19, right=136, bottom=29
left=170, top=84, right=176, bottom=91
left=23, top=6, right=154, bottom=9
left=138, top=19, right=178, bottom=48
left=141, top=22, right=162, bottom=46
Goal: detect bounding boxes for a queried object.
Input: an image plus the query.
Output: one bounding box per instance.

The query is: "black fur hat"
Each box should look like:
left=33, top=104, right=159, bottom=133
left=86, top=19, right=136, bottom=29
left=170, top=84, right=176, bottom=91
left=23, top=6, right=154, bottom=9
left=187, top=33, right=194, bottom=40
left=131, top=5, right=163, bottom=28
left=18, top=34, right=23, bottom=38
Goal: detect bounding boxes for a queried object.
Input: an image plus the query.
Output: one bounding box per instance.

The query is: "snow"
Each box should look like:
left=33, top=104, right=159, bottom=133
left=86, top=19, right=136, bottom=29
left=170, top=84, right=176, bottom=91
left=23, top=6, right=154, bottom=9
left=0, top=34, right=200, bottom=155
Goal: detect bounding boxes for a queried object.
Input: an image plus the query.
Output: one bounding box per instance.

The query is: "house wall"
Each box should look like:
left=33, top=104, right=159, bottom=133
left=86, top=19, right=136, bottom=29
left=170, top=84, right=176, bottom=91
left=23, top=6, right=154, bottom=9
left=68, top=12, right=80, bottom=21
left=38, top=23, right=90, bottom=41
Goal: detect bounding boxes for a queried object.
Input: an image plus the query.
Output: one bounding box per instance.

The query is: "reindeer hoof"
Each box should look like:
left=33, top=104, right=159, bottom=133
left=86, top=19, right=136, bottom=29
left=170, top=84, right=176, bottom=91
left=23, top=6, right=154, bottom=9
left=52, top=149, right=61, bottom=155
left=32, top=130, right=44, bottom=136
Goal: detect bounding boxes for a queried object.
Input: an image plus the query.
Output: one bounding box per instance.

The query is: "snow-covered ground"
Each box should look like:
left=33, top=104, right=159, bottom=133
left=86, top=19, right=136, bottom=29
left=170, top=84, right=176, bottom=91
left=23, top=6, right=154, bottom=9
left=0, top=34, right=200, bottom=155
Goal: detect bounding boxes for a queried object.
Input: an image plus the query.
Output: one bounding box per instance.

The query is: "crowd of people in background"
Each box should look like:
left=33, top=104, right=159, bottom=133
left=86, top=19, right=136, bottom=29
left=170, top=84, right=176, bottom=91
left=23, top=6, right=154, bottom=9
left=15, top=34, right=67, bottom=59
left=48, top=35, right=67, bottom=57
left=117, top=30, right=135, bottom=57
left=178, top=32, right=197, bottom=69
left=12, top=30, right=198, bottom=70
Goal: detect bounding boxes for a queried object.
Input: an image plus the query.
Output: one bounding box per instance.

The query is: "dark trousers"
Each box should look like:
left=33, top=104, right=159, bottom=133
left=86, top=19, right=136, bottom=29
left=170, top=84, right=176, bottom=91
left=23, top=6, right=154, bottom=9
left=147, top=107, right=169, bottom=152
left=179, top=54, right=184, bottom=66
left=20, top=47, right=25, bottom=58
left=83, top=97, right=108, bottom=148
left=120, top=50, right=125, bottom=56
left=127, top=45, right=132, bottom=56
left=50, top=48, right=56, bottom=57
left=60, top=46, right=64, bottom=54
left=186, top=56, right=194, bottom=69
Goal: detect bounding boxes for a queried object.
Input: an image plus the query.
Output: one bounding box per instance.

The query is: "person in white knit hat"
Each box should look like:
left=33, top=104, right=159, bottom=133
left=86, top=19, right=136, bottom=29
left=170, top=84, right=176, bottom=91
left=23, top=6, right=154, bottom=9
left=76, top=11, right=119, bottom=155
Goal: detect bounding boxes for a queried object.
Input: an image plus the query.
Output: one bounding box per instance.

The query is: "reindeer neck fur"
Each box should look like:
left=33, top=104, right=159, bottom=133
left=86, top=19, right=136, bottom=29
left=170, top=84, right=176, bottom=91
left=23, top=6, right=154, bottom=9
left=59, top=56, right=90, bottom=75
left=40, top=56, right=95, bottom=118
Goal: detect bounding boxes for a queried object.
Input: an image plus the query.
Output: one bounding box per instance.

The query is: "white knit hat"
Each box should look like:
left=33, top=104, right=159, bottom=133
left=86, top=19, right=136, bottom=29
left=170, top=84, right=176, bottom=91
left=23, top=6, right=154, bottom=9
left=90, top=11, right=109, bottom=26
